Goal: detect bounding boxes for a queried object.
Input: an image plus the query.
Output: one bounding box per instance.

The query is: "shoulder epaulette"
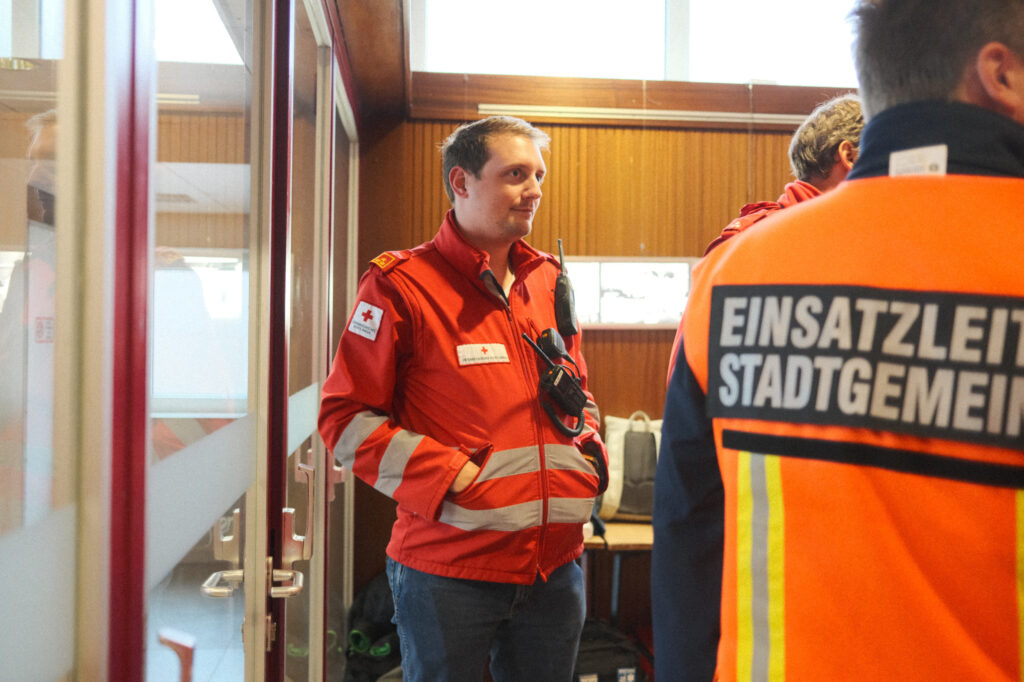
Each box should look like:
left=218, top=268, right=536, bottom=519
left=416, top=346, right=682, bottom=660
left=370, top=251, right=406, bottom=273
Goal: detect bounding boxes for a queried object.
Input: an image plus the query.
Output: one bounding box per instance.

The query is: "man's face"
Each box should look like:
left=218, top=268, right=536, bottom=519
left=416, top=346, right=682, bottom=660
left=453, top=133, right=546, bottom=251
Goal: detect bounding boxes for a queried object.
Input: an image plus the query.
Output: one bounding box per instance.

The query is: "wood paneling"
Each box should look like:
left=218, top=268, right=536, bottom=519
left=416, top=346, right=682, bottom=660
left=154, top=212, right=245, bottom=249
left=411, top=72, right=854, bottom=132
left=157, top=111, right=246, bottom=164
left=583, top=329, right=677, bottom=421
left=361, top=119, right=793, bottom=260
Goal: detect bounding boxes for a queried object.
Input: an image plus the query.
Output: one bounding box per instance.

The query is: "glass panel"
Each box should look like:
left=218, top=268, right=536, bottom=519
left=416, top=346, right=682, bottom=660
left=145, top=0, right=256, bottom=678
left=325, top=106, right=352, bottom=682
left=0, top=0, right=75, bottom=677
left=284, top=5, right=323, bottom=678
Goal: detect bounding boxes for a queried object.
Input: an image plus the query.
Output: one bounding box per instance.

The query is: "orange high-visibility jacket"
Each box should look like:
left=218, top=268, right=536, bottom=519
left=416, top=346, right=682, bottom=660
left=319, top=210, right=605, bottom=584
left=654, top=102, right=1024, bottom=681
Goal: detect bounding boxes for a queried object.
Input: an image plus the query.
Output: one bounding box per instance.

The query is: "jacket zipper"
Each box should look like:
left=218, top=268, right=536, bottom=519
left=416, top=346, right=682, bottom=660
left=481, top=268, right=551, bottom=573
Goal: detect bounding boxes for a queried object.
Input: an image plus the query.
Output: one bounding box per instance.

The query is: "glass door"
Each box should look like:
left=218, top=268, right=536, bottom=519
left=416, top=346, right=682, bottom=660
left=0, top=2, right=75, bottom=678
left=281, top=1, right=337, bottom=678
left=144, top=0, right=261, bottom=678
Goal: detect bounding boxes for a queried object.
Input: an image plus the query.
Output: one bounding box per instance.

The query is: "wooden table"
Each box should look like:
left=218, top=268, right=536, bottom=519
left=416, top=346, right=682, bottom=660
left=582, top=521, right=653, bottom=623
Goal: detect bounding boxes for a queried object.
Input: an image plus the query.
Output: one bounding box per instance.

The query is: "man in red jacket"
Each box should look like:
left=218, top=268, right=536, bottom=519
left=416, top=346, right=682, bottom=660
left=703, top=93, right=863, bottom=255
left=319, top=116, right=607, bottom=681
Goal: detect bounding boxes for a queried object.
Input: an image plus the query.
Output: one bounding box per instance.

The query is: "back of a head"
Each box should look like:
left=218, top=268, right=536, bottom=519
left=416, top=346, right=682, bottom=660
left=788, top=94, right=863, bottom=183
left=852, top=0, right=1024, bottom=120
left=440, top=115, right=549, bottom=204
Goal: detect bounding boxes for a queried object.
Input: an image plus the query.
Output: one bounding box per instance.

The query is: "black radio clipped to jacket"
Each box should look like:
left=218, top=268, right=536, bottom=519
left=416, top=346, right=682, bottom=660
left=522, top=329, right=586, bottom=437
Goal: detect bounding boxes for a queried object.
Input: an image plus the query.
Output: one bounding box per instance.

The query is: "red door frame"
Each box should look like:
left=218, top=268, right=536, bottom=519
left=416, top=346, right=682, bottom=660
left=108, top=0, right=152, bottom=677
left=267, top=0, right=294, bottom=676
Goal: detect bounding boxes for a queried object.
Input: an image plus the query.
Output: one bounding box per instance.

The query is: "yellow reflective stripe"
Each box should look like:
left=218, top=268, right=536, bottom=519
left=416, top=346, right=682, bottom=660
left=765, top=455, right=786, bottom=681
left=1017, top=491, right=1024, bottom=682
left=737, top=451, right=786, bottom=681
left=737, top=451, right=754, bottom=681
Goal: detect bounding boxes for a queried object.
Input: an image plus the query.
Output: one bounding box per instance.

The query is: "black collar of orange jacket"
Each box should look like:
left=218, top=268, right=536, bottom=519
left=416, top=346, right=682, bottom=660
left=847, top=100, right=1024, bottom=180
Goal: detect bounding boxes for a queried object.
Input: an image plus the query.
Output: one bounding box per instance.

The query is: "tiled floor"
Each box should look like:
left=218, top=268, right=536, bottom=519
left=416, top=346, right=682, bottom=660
left=146, top=561, right=245, bottom=681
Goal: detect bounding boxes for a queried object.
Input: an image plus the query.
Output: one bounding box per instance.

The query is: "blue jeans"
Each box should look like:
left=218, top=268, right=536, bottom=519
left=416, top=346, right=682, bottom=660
left=385, top=557, right=586, bottom=681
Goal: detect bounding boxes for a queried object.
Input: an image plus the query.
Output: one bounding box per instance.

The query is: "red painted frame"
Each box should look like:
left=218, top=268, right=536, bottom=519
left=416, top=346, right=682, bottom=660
left=266, top=0, right=294, bottom=677
left=108, top=0, right=152, bottom=678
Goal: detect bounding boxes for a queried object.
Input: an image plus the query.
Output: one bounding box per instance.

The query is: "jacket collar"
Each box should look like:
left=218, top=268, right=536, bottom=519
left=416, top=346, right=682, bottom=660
left=431, top=209, right=550, bottom=287
left=848, top=100, right=1024, bottom=180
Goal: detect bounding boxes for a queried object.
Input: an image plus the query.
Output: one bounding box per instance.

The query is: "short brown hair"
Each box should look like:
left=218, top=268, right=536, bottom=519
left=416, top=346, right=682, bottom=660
left=440, top=116, right=550, bottom=204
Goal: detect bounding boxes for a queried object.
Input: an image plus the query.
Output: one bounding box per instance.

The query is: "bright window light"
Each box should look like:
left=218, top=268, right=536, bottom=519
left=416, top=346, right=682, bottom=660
left=412, top=0, right=665, bottom=80
left=687, top=0, right=857, bottom=87
left=412, top=0, right=858, bottom=88
left=154, top=0, right=242, bottom=65
left=567, top=258, right=697, bottom=328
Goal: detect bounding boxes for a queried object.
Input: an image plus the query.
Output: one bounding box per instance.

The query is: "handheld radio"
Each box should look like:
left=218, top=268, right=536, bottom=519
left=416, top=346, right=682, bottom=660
left=521, top=331, right=586, bottom=437
left=554, top=239, right=578, bottom=338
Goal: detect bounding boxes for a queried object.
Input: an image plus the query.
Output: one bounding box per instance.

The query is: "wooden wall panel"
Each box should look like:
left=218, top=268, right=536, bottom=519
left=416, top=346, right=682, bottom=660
left=583, top=329, right=677, bottom=420
left=155, top=212, right=245, bottom=249
left=360, top=119, right=793, bottom=261
left=157, top=111, right=246, bottom=164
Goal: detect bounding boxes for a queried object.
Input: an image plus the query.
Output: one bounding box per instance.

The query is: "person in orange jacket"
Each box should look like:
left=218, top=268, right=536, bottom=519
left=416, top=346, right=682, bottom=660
left=319, top=115, right=607, bottom=681
left=703, top=94, right=863, bottom=256
left=653, top=1, right=1024, bottom=679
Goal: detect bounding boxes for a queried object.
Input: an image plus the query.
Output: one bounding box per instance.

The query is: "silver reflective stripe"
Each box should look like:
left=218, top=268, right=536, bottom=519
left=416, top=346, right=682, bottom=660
left=376, top=430, right=425, bottom=498
left=438, top=499, right=543, bottom=532
left=750, top=454, right=771, bottom=680
left=583, top=400, right=601, bottom=437
left=333, top=412, right=388, bottom=470
left=476, top=446, right=540, bottom=483
left=544, top=444, right=590, bottom=473
left=548, top=497, right=595, bottom=524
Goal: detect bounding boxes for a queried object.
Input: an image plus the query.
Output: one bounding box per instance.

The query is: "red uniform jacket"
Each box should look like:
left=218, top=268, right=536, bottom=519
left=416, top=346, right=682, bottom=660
left=319, top=211, right=606, bottom=584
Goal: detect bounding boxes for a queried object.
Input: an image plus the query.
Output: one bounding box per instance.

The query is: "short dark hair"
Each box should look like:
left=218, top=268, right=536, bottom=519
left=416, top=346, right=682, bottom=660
left=440, top=116, right=550, bottom=204
left=852, top=0, right=1024, bottom=119
left=789, top=94, right=863, bottom=182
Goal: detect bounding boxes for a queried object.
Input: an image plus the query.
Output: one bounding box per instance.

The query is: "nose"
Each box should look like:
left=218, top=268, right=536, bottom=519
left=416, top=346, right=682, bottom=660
left=525, top=176, right=543, bottom=200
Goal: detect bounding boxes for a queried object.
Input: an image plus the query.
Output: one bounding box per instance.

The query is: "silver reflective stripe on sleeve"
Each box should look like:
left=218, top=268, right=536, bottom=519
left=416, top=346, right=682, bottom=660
left=438, top=499, right=544, bottom=532
left=376, top=430, right=425, bottom=498
left=333, top=412, right=388, bottom=470
left=548, top=497, right=596, bottom=524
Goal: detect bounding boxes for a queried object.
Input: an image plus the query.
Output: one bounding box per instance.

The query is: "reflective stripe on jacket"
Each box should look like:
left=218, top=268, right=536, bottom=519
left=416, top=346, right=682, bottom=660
left=319, top=210, right=605, bottom=584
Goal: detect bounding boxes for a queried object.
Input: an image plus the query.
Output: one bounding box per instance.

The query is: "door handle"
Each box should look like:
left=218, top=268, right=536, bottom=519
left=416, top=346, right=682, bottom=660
left=328, top=459, right=345, bottom=502
left=269, top=567, right=304, bottom=598
left=212, top=508, right=241, bottom=566
left=200, top=568, right=244, bottom=598
left=282, top=459, right=315, bottom=567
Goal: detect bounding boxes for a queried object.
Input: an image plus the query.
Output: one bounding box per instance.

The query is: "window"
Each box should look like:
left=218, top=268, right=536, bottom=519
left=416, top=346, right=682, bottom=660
left=566, top=257, right=698, bottom=329
left=410, top=0, right=857, bottom=88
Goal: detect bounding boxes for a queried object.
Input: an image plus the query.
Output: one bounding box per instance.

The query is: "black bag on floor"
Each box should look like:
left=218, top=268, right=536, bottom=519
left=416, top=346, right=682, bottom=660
left=342, top=572, right=401, bottom=682
left=573, top=619, right=650, bottom=682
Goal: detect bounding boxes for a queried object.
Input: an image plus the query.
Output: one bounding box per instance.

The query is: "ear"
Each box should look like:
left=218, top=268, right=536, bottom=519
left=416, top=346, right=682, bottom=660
left=836, top=140, right=857, bottom=171
left=973, top=41, right=1024, bottom=122
left=449, top=166, right=470, bottom=200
